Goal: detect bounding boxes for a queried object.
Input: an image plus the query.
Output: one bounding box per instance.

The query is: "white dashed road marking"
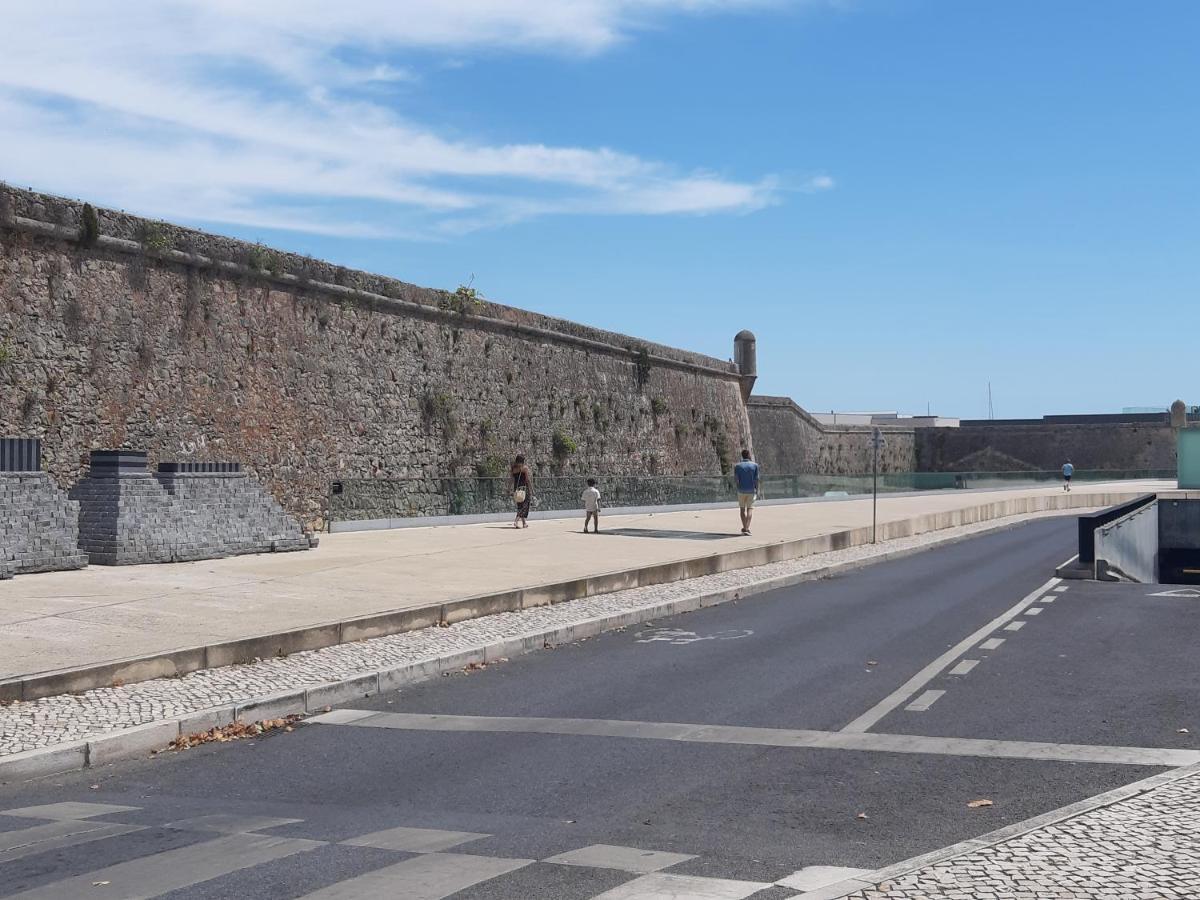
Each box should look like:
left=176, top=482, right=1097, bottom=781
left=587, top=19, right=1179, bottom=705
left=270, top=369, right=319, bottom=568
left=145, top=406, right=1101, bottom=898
left=978, top=638, right=1005, bottom=650
left=905, top=690, right=946, bottom=712
left=1004, top=621, right=1026, bottom=632
left=838, top=577, right=1059, bottom=733
left=948, top=660, right=979, bottom=676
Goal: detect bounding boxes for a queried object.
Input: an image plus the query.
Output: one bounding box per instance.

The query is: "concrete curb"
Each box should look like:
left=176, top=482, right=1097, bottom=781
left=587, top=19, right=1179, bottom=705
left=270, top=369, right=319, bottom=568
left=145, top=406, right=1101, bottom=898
left=814, top=760, right=1200, bottom=899
left=0, top=489, right=1140, bottom=704
left=0, top=509, right=1086, bottom=785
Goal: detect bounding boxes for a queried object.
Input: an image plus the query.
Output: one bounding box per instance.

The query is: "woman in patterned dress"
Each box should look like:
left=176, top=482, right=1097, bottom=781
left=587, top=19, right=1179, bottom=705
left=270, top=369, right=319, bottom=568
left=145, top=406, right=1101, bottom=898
left=511, top=454, right=533, bottom=528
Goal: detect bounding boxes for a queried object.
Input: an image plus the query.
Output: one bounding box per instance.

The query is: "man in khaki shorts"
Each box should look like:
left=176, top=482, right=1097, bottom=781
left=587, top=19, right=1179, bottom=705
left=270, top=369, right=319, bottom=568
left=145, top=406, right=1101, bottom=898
left=733, top=449, right=760, bottom=535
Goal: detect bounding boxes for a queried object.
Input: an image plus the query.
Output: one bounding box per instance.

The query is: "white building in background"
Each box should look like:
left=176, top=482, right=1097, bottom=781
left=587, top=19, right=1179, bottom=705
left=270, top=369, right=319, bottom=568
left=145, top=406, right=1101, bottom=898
left=812, top=411, right=961, bottom=428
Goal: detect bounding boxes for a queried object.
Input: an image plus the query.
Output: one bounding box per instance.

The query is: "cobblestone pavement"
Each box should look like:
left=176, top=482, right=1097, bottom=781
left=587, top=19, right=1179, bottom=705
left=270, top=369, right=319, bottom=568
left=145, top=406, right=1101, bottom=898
left=0, top=512, right=1070, bottom=757
left=844, top=770, right=1200, bottom=899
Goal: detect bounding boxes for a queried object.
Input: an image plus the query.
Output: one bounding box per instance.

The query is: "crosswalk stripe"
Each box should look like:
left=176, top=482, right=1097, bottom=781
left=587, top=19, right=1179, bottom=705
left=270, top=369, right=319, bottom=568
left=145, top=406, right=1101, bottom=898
left=0, top=821, right=143, bottom=865
left=295, top=852, right=533, bottom=899
left=2, top=803, right=140, bottom=821
left=587, top=872, right=771, bottom=899
left=5, top=832, right=323, bottom=899
left=342, top=825, right=489, bottom=853
left=163, top=814, right=303, bottom=834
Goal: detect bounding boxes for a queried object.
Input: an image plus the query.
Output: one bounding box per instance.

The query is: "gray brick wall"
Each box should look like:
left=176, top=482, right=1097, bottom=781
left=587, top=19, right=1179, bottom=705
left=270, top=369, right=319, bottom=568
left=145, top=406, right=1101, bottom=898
left=71, top=469, right=311, bottom=566
left=0, top=472, right=88, bottom=578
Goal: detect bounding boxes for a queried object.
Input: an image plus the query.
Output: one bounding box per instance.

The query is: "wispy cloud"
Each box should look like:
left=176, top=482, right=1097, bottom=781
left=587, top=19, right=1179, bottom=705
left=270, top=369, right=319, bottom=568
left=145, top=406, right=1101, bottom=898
left=0, top=1, right=828, bottom=238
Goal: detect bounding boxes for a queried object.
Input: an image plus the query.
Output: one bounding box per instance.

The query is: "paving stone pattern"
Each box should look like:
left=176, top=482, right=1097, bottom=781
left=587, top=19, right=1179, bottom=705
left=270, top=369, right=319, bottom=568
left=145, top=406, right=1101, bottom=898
left=70, top=471, right=310, bottom=565
left=0, top=473, right=88, bottom=579
left=0, top=513, right=1063, bottom=756
left=845, top=772, right=1200, bottom=899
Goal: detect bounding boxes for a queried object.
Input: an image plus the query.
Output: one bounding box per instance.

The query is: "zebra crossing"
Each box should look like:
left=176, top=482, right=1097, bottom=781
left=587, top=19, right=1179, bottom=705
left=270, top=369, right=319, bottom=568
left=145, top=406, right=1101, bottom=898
left=0, top=802, right=870, bottom=899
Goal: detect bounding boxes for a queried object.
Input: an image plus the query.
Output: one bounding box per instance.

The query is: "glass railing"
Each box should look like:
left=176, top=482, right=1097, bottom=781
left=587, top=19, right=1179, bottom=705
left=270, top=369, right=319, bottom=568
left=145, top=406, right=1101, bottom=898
left=328, top=469, right=1174, bottom=523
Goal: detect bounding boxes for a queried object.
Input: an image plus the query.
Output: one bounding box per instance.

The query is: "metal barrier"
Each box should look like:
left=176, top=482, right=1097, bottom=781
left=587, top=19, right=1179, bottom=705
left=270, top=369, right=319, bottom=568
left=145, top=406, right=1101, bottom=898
left=1077, top=494, right=1158, bottom=565
left=0, top=438, right=41, bottom=472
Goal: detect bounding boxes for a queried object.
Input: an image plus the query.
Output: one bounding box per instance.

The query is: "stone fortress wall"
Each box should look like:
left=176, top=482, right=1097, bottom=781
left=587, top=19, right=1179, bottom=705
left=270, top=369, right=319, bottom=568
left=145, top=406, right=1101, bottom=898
left=0, top=186, right=752, bottom=529
left=747, top=396, right=917, bottom=475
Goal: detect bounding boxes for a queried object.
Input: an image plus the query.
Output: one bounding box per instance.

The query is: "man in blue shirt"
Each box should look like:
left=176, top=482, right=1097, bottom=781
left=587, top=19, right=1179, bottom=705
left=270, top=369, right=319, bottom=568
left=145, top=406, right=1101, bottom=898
left=733, top=449, right=760, bottom=535
left=1062, top=460, right=1074, bottom=492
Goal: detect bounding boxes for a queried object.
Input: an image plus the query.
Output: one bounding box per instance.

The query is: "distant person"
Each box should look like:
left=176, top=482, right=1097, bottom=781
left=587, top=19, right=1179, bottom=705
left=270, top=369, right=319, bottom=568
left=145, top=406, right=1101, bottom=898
left=581, top=477, right=601, bottom=533
left=511, top=455, right=532, bottom=528
left=1062, top=459, right=1074, bottom=492
left=733, top=449, right=760, bottom=535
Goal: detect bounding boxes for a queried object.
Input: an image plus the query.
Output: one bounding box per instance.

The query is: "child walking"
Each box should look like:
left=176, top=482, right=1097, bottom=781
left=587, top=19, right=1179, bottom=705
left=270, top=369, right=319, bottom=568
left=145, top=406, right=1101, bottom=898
left=581, top=478, right=601, bottom=533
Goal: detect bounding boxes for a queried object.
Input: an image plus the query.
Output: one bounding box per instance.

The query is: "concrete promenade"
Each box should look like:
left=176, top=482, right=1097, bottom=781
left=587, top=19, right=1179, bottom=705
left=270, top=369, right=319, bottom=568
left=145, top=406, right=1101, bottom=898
left=0, top=480, right=1167, bottom=692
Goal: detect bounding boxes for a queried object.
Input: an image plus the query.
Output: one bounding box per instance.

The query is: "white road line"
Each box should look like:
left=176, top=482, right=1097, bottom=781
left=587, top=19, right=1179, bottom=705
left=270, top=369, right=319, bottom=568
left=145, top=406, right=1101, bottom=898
left=0, top=821, right=143, bottom=865
left=1054, top=585, right=1069, bottom=592
left=545, top=843, right=695, bottom=874
left=164, top=814, right=302, bottom=834
left=2, top=802, right=139, bottom=820
left=589, top=872, right=770, bottom=900
left=777, top=866, right=872, bottom=891
left=318, top=711, right=1200, bottom=767
left=948, top=660, right=979, bottom=676
left=1025, top=607, right=1043, bottom=616
left=5, top=833, right=322, bottom=900
left=978, top=638, right=1005, bottom=650
left=838, top=577, right=1059, bottom=733
left=343, top=826, right=489, bottom=853
left=1040, top=596, right=1056, bottom=603
left=905, top=690, right=945, bottom=712
left=1004, top=621, right=1026, bottom=632
left=296, top=852, right=532, bottom=900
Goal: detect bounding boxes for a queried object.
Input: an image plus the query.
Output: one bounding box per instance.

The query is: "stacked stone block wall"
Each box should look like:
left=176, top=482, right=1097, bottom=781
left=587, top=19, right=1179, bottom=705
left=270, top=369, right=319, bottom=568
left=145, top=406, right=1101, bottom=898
left=0, top=187, right=752, bottom=530
left=747, top=396, right=917, bottom=475
left=0, top=472, right=88, bottom=578
left=70, top=469, right=310, bottom=566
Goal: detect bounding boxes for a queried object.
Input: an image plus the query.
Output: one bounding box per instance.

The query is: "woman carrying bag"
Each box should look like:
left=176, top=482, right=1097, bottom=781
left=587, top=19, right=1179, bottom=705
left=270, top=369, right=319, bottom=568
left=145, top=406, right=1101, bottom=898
left=511, top=454, right=533, bottom=528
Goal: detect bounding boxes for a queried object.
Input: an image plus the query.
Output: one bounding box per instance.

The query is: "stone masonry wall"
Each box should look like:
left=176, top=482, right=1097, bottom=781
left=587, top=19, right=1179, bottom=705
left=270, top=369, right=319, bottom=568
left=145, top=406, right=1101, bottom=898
left=747, top=396, right=917, bottom=475
left=914, top=423, right=1179, bottom=472
left=0, top=187, right=751, bottom=529
left=0, top=472, right=88, bottom=578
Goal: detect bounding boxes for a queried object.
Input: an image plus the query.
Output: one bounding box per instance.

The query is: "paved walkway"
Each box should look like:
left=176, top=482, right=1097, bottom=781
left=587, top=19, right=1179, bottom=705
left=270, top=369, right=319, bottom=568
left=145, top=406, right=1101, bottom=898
left=837, top=765, right=1200, bottom=899
left=0, top=480, right=1166, bottom=682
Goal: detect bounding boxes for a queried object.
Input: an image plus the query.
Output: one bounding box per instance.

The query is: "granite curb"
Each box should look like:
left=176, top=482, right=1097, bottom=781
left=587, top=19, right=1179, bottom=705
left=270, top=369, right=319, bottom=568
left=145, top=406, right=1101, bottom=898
left=0, top=490, right=1137, bottom=704
left=810, top=760, right=1200, bottom=899
left=0, top=511, right=1074, bottom=785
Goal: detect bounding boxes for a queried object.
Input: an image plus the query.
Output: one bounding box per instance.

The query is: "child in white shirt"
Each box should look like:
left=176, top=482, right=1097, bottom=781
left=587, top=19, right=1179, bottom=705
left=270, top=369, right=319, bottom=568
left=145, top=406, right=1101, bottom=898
left=581, top=478, right=601, bottom=533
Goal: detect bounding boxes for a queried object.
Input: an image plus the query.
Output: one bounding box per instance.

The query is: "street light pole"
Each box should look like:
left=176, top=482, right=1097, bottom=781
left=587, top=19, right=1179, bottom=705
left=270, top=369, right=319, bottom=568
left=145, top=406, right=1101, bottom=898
left=871, top=427, right=882, bottom=544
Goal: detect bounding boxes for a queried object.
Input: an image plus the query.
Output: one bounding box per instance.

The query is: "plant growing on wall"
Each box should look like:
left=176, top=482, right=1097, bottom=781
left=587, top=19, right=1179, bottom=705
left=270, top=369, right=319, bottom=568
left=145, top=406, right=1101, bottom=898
left=628, top=344, right=653, bottom=391
left=439, top=276, right=484, bottom=316
left=552, top=428, right=578, bottom=464
left=474, top=455, right=507, bottom=479
left=651, top=397, right=669, bottom=417
left=712, top=430, right=732, bottom=475
left=0, top=341, right=13, bottom=368
left=137, top=222, right=172, bottom=255
left=421, top=391, right=458, bottom=440
left=79, top=203, right=100, bottom=248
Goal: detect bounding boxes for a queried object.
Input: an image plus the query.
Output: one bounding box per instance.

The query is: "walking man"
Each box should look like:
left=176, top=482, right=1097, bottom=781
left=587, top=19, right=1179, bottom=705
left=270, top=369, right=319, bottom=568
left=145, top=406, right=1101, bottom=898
left=734, top=449, right=760, bottom=535
left=1062, top=459, right=1074, bottom=492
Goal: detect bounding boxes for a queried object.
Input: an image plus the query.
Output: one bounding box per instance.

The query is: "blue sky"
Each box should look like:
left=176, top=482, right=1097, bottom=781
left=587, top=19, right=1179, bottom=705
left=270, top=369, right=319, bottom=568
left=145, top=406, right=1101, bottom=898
left=2, top=1, right=1196, bottom=417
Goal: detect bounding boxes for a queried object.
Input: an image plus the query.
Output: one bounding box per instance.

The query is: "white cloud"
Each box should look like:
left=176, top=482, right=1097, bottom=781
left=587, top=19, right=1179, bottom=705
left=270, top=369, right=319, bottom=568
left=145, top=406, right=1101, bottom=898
left=0, top=1, right=827, bottom=239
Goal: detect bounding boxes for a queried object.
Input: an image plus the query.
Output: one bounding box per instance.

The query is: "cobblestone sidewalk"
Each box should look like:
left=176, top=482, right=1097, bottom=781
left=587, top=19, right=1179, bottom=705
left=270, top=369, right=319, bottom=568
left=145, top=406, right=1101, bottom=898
left=0, top=512, right=1069, bottom=758
left=841, top=767, right=1200, bottom=899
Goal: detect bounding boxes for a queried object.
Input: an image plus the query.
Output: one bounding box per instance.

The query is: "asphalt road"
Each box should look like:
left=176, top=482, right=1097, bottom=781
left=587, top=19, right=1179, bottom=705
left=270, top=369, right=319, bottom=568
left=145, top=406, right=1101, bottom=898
left=1, top=518, right=1195, bottom=899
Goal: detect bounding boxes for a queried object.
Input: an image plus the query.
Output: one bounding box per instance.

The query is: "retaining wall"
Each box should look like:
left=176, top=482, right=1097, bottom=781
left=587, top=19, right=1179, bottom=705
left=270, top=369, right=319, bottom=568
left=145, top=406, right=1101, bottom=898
left=0, top=186, right=751, bottom=530
left=747, top=395, right=916, bottom=475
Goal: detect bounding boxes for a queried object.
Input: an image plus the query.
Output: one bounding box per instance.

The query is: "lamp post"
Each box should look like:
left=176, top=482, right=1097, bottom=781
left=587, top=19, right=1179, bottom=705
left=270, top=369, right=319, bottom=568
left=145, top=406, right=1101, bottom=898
left=871, top=427, right=884, bottom=543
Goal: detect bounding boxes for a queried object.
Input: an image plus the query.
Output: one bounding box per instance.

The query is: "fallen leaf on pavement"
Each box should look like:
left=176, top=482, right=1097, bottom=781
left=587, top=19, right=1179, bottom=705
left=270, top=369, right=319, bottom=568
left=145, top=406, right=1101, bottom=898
left=168, top=716, right=303, bottom=752
left=92, top=881, right=110, bottom=886
left=856, top=812, right=869, bottom=820
left=1178, top=728, right=1190, bottom=734
left=967, top=799, right=994, bottom=809
left=89, top=784, right=99, bottom=790
left=867, top=660, right=879, bottom=666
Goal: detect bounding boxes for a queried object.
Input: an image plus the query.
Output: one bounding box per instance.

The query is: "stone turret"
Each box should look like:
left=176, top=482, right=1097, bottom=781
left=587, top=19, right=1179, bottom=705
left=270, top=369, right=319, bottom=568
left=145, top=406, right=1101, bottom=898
left=1171, top=399, right=1187, bottom=428
left=734, top=330, right=757, bottom=402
